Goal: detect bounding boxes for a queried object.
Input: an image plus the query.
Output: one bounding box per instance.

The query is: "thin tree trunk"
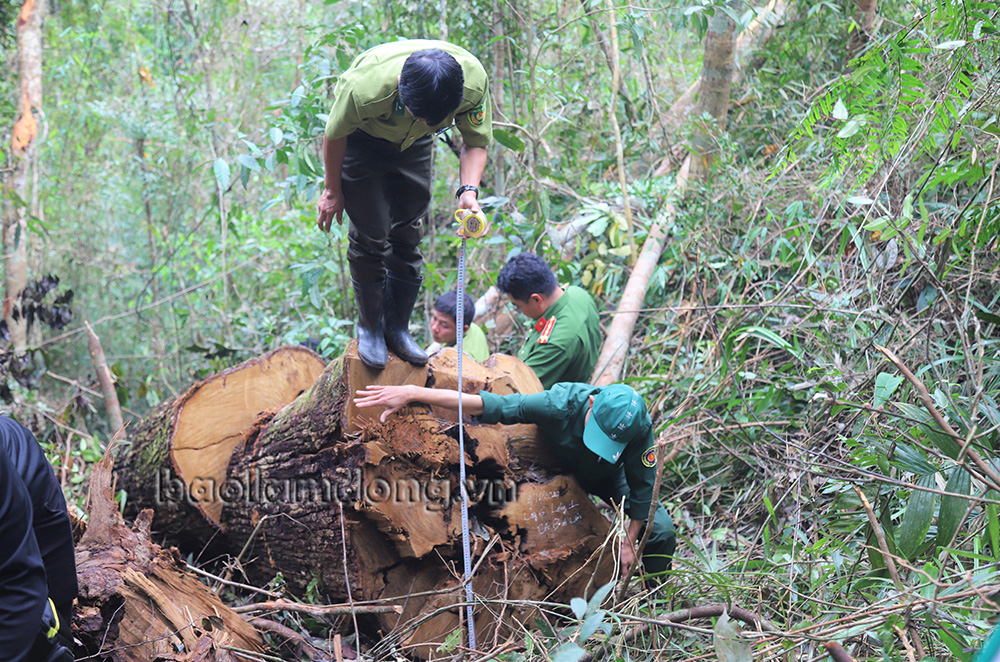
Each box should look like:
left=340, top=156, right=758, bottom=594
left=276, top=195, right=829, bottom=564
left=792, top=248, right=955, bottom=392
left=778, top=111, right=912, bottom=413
left=585, top=0, right=637, bottom=125
left=3, top=0, right=45, bottom=354
left=657, top=0, right=787, bottom=165
left=603, top=0, right=637, bottom=262
left=293, top=0, right=305, bottom=87
left=847, top=0, right=879, bottom=60
left=689, top=0, right=740, bottom=180
left=136, top=135, right=168, bottom=380
left=437, top=0, right=448, bottom=40
left=492, top=0, right=506, bottom=195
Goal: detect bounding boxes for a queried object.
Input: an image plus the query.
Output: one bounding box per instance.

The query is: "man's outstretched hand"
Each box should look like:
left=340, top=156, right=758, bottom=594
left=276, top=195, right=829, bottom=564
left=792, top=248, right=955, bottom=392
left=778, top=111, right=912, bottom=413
left=354, top=385, right=414, bottom=422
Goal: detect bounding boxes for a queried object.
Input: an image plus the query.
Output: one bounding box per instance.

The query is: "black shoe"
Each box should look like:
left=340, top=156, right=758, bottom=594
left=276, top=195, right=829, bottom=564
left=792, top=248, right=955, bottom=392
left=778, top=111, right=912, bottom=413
left=352, top=279, right=388, bottom=369
left=383, top=273, right=428, bottom=366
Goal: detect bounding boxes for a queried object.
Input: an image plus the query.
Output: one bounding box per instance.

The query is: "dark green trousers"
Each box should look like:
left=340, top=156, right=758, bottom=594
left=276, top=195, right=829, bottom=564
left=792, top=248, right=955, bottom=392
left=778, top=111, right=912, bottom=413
left=579, top=472, right=677, bottom=574
left=342, top=130, right=434, bottom=282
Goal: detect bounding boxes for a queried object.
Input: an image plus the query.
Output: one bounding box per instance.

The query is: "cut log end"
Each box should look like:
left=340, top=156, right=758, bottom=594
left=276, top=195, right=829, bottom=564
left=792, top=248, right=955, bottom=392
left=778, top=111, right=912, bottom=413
left=117, top=345, right=326, bottom=546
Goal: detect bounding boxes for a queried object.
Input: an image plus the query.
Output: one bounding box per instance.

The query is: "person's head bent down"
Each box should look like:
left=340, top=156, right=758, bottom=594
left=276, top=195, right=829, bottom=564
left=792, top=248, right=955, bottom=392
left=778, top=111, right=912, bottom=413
left=583, top=384, right=650, bottom=463
left=398, top=49, right=465, bottom=126
left=431, top=290, right=476, bottom=345
left=496, top=252, right=561, bottom=321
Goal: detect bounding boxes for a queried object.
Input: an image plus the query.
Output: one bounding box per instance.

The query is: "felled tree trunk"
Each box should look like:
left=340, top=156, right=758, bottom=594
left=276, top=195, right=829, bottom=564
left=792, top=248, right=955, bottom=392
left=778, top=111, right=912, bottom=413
left=222, top=345, right=614, bottom=655
left=75, top=452, right=264, bottom=661
left=116, top=346, right=326, bottom=548
left=120, top=342, right=616, bottom=656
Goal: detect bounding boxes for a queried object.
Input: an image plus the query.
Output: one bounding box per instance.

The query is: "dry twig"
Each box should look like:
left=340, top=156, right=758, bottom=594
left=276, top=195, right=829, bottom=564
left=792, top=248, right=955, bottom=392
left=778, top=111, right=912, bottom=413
left=234, top=599, right=401, bottom=615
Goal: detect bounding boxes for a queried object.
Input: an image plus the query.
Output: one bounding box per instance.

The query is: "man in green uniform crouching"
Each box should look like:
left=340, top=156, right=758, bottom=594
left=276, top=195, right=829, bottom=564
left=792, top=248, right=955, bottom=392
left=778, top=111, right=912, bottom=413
left=354, top=381, right=676, bottom=574
left=317, top=40, right=492, bottom=370
left=429, top=291, right=490, bottom=362
left=497, top=253, right=602, bottom=388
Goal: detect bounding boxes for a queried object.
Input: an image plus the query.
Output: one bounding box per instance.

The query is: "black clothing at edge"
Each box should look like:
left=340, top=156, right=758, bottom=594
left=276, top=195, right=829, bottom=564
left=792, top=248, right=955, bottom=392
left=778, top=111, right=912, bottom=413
left=0, top=416, right=77, bottom=662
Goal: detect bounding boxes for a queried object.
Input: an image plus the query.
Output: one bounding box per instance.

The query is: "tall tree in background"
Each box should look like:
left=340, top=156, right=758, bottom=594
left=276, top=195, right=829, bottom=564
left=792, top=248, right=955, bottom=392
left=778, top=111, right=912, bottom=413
left=847, top=0, right=879, bottom=60
left=3, top=0, right=45, bottom=354
left=689, top=0, right=738, bottom=180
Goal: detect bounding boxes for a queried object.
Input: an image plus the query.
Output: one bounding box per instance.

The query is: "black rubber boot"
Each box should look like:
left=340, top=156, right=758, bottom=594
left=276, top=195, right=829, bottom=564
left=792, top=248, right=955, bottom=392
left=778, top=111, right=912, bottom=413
left=383, top=272, right=428, bottom=366
left=352, top=279, right=388, bottom=369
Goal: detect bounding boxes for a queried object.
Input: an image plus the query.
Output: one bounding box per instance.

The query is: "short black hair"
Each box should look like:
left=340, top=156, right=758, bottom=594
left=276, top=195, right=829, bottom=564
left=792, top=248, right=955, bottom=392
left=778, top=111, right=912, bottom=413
left=434, top=290, right=476, bottom=323
left=496, top=253, right=558, bottom=301
left=398, top=49, right=464, bottom=126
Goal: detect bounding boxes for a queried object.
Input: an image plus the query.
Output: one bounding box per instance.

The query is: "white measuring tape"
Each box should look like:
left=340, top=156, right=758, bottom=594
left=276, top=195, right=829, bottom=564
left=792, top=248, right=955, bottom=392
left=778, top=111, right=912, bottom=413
left=454, top=208, right=488, bottom=651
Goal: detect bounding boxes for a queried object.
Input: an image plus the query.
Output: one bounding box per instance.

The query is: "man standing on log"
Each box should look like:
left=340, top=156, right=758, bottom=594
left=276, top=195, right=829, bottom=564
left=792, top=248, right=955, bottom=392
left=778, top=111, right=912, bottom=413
left=354, top=382, right=676, bottom=574
left=316, top=40, right=492, bottom=370
left=497, top=253, right=602, bottom=389
left=0, top=416, right=76, bottom=662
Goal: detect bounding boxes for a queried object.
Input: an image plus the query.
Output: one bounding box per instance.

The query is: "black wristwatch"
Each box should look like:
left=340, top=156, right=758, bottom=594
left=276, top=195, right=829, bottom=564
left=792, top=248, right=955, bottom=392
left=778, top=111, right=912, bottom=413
left=455, top=184, right=479, bottom=199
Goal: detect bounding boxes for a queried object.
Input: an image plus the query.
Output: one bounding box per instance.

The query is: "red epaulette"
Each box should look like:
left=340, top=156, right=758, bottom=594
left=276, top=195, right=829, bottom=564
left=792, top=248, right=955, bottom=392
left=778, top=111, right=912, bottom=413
left=537, top=315, right=557, bottom=344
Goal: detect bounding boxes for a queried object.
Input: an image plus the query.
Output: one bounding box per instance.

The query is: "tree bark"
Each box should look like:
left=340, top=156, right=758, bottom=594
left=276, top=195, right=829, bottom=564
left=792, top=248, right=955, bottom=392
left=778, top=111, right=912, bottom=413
left=3, top=0, right=45, bottom=354
left=689, top=0, right=740, bottom=180
left=120, top=344, right=615, bottom=657
left=847, top=0, right=879, bottom=60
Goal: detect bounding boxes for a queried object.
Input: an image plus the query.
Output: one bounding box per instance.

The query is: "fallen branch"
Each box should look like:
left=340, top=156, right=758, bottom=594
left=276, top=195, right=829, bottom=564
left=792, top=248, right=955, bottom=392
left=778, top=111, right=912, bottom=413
left=246, top=618, right=358, bottom=661
left=592, top=161, right=688, bottom=386
left=185, top=563, right=282, bottom=599
left=853, top=485, right=904, bottom=592
left=824, top=641, right=856, bottom=662
left=233, top=599, right=401, bottom=615
left=85, top=320, right=125, bottom=438
left=624, top=436, right=667, bottom=598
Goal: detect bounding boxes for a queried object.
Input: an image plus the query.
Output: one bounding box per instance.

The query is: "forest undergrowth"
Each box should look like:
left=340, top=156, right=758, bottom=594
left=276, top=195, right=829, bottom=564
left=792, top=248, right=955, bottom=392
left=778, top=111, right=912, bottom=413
left=2, top=0, right=998, bottom=660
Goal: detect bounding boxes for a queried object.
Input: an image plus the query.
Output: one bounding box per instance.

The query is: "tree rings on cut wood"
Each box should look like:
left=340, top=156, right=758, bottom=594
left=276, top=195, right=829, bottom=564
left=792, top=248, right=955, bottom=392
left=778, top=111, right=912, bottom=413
left=116, top=345, right=326, bottom=548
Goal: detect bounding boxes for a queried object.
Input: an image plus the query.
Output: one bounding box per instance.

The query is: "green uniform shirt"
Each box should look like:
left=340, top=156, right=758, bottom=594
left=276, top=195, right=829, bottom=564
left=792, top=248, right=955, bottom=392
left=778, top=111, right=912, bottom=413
left=445, top=322, right=489, bottom=363
left=325, top=40, right=493, bottom=151
left=478, top=383, right=656, bottom=520
left=974, top=625, right=1000, bottom=662
left=518, top=286, right=602, bottom=389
